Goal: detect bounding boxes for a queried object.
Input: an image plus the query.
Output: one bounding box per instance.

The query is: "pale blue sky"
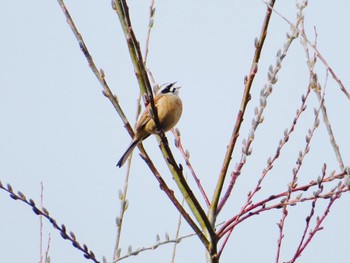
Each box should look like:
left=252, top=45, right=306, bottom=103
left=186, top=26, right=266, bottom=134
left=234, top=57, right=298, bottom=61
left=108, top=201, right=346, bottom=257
left=1, top=1, right=350, bottom=262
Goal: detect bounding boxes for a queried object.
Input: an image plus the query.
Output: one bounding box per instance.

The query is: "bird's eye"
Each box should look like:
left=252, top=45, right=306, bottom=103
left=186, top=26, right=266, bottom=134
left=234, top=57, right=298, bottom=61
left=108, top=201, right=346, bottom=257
left=160, top=82, right=177, bottom=94
left=161, top=85, right=171, bottom=94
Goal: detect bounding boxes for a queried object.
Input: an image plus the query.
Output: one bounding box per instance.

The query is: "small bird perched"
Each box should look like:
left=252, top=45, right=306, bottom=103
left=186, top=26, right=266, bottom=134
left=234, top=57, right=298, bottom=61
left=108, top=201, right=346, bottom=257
left=117, top=82, right=183, bottom=167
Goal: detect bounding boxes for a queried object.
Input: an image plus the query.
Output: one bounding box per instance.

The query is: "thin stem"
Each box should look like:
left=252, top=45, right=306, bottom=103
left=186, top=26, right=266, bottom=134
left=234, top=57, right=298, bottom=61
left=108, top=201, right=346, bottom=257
left=288, top=165, right=327, bottom=262
left=39, top=182, right=44, bottom=263
left=216, top=2, right=305, bottom=236
left=262, top=0, right=350, bottom=100
left=114, top=94, right=142, bottom=260
left=113, top=0, right=215, bottom=252
left=144, top=0, right=155, bottom=65
left=44, top=235, right=51, bottom=263
left=0, top=181, right=101, bottom=263
left=113, top=232, right=197, bottom=262
left=57, top=0, right=210, bottom=251
left=172, top=128, right=210, bottom=207
left=56, top=0, right=133, bottom=136
left=217, top=170, right=347, bottom=238
left=209, top=0, right=277, bottom=227
left=288, top=191, right=341, bottom=263
left=299, top=17, right=346, bottom=179
left=171, top=184, right=186, bottom=263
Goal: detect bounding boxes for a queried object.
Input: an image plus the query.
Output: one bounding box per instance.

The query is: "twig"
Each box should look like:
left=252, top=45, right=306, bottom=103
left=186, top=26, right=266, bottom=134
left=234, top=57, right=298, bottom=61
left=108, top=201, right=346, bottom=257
left=114, top=94, right=143, bottom=260
left=112, top=232, right=196, bottom=262
left=219, top=183, right=347, bottom=243
left=40, top=182, right=44, bottom=263
left=113, top=188, right=129, bottom=260
left=210, top=0, right=277, bottom=228
left=44, top=235, right=51, bottom=263
left=315, top=79, right=344, bottom=169
left=171, top=180, right=186, bottom=263
left=217, top=169, right=348, bottom=238
left=217, top=178, right=348, bottom=260
left=172, top=128, right=210, bottom=207
left=261, top=0, right=350, bottom=100
left=275, top=65, right=323, bottom=261
left=56, top=0, right=130, bottom=130
left=217, top=0, right=304, bottom=216
left=287, top=188, right=342, bottom=262
left=112, top=0, right=215, bottom=252
left=0, top=180, right=100, bottom=263
left=57, top=0, right=211, bottom=250
left=311, top=46, right=350, bottom=100
left=287, top=164, right=327, bottom=262
left=115, top=2, right=158, bottom=255
left=217, top=3, right=307, bottom=254
left=144, top=0, right=155, bottom=65
left=299, top=17, right=346, bottom=181
left=139, top=151, right=210, bottom=250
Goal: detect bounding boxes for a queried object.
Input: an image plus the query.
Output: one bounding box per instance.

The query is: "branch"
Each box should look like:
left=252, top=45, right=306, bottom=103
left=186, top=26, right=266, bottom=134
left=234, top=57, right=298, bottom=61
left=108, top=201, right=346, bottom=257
left=287, top=164, right=327, bottom=262
left=0, top=180, right=100, bottom=263
left=112, top=0, right=215, bottom=250
left=114, top=93, right=144, bottom=260
left=217, top=12, right=302, bottom=214
left=287, top=190, right=342, bottom=262
left=57, top=0, right=212, bottom=249
left=144, top=0, right=155, bottom=65
left=172, top=128, right=210, bottom=207
left=217, top=170, right=347, bottom=238
left=171, top=188, right=186, bottom=263
left=56, top=0, right=131, bottom=133
left=113, top=232, right=196, bottom=262
left=275, top=84, right=322, bottom=262
left=299, top=23, right=346, bottom=174
left=209, top=0, right=277, bottom=227
left=261, top=0, right=350, bottom=100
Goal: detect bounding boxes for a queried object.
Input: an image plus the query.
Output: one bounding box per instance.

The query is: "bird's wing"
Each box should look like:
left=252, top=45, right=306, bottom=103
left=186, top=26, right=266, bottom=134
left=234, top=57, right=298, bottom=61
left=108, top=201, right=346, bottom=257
left=136, top=105, right=152, bottom=132
left=136, top=95, right=162, bottom=133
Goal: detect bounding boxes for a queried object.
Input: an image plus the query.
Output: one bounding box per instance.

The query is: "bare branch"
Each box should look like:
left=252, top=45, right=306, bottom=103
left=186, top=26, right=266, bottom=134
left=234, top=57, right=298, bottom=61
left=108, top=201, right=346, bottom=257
left=113, top=0, right=215, bottom=252
left=172, top=128, right=210, bottom=207
left=217, top=170, right=348, bottom=238
left=210, top=0, right=278, bottom=230
left=0, top=181, right=101, bottom=263
left=217, top=0, right=304, bottom=220
left=261, top=0, right=350, bottom=101
left=113, top=232, right=196, bottom=262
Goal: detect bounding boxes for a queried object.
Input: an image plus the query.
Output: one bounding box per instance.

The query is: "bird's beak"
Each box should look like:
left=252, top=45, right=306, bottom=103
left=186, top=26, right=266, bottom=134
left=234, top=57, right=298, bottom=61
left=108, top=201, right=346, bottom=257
left=171, top=82, right=181, bottom=89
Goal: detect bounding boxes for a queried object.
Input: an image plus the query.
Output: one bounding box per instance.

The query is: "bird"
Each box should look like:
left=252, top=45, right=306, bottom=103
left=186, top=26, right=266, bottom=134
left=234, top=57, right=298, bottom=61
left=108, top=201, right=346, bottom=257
left=117, top=82, right=183, bottom=167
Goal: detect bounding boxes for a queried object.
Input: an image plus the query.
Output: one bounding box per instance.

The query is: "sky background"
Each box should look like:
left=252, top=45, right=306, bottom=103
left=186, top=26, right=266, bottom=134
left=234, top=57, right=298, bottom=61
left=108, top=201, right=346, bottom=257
left=1, top=0, right=350, bottom=262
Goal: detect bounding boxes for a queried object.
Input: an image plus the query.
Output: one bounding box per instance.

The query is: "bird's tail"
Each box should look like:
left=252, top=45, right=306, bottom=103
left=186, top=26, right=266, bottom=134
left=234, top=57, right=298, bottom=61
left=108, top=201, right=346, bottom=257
left=116, top=139, right=140, bottom=167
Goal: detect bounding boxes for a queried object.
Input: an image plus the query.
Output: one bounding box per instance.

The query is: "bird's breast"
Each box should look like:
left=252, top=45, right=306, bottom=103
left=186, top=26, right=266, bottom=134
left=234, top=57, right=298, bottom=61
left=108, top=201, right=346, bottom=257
left=156, top=95, right=183, bottom=131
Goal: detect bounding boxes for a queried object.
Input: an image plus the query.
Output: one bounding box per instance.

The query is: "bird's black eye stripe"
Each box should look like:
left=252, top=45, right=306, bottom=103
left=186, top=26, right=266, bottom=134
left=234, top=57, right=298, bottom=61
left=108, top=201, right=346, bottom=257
left=161, top=83, right=176, bottom=94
